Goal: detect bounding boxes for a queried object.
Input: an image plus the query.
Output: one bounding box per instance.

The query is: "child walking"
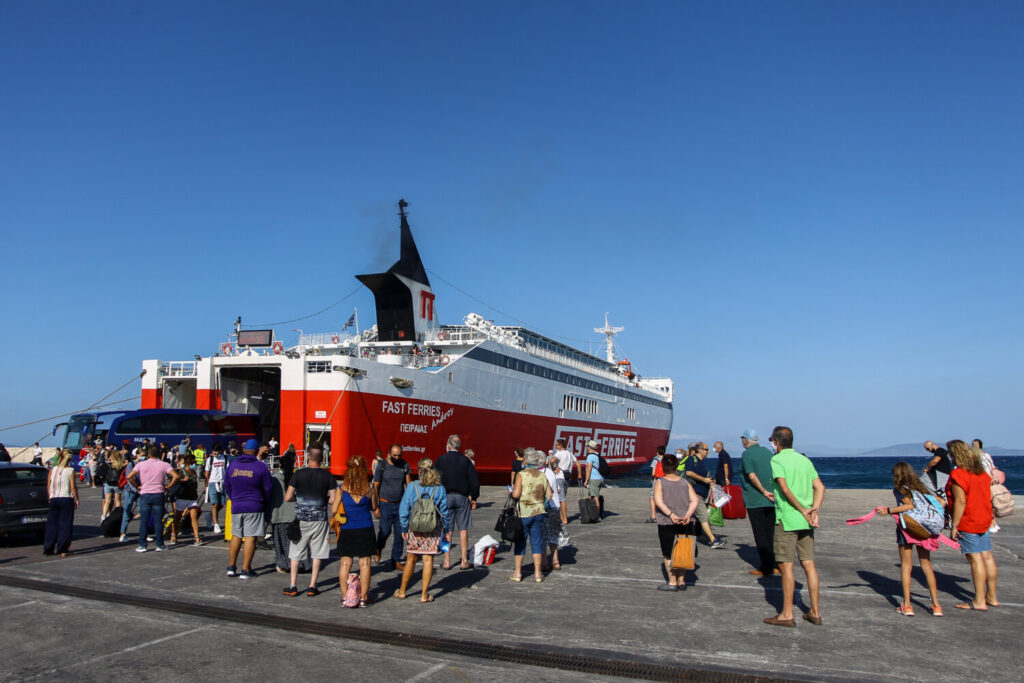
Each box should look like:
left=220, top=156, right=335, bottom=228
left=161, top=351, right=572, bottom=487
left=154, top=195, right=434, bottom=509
left=876, top=462, right=942, bottom=617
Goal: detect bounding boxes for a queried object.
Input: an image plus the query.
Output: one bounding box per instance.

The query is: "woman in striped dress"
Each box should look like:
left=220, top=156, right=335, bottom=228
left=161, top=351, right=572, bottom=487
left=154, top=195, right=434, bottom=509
left=43, top=449, right=79, bottom=557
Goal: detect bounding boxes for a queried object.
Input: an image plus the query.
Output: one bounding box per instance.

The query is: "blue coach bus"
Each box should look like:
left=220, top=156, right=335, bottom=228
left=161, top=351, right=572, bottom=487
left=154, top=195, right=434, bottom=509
left=55, top=409, right=261, bottom=453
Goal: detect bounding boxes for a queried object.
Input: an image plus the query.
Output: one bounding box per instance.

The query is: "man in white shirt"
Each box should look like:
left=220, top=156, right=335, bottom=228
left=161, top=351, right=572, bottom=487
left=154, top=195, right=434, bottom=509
left=204, top=444, right=228, bottom=533
left=553, top=439, right=575, bottom=524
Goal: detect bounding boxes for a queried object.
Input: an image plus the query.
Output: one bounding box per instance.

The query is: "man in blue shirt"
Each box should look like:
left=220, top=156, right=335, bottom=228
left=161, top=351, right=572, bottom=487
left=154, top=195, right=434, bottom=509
left=681, top=442, right=726, bottom=549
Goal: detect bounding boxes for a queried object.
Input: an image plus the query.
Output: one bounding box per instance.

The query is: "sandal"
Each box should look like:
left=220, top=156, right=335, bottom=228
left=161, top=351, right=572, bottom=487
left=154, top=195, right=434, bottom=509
left=420, top=595, right=434, bottom=603
left=359, top=596, right=372, bottom=608
left=552, top=564, right=561, bottom=571
left=896, top=605, right=914, bottom=617
left=393, top=589, right=407, bottom=600
left=509, top=575, right=523, bottom=582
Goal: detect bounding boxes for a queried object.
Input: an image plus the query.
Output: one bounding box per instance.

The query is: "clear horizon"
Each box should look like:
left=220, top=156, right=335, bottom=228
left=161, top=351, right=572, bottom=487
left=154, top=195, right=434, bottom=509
left=2, top=2, right=1022, bottom=450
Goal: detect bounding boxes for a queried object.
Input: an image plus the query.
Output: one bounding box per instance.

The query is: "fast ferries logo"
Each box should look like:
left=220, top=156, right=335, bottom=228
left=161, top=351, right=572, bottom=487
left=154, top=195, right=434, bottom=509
left=553, top=426, right=638, bottom=461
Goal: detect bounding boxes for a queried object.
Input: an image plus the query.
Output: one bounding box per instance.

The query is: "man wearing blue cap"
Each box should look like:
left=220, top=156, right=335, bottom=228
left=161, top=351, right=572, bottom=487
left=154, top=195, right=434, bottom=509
left=224, top=438, right=273, bottom=579
left=739, top=429, right=778, bottom=577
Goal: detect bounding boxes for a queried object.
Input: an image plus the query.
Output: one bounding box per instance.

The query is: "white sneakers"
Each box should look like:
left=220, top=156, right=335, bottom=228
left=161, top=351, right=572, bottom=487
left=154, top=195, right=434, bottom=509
left=213, top=524, right=222, bottom=534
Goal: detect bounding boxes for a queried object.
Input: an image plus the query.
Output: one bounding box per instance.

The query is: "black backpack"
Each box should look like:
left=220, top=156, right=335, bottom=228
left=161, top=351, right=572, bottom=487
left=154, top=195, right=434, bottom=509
left=597, top=454, right=611, bottom=478
left=94, top=458, right=110, bottom=485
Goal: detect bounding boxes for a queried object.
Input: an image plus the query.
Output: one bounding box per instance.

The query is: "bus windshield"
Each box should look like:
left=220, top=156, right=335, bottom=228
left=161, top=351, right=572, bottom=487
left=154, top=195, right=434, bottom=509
left=63, top=415, right=96, bottom=451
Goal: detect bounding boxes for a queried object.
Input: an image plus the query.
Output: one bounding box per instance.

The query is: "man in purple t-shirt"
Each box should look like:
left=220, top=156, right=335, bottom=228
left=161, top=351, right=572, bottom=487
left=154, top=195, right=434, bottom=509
left=224, top=439, right=272, bottom=579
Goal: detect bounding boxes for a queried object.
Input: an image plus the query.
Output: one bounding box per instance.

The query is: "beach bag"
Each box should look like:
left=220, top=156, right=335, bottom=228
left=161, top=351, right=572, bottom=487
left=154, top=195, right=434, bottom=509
left=671, top=534, right=695, bottom=570
left=343, top=573, right=361, bottom=608
left=992, top=483, right=1015, bottom=518
left=708, top=505, right=724, bottom=527
left=901, top=491, right=945, bottom=539
left=409, top=485, right=441, bottom=533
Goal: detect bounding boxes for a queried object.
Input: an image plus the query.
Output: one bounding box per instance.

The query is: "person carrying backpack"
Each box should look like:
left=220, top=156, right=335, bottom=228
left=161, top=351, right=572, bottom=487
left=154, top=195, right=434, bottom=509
left=875, top=462, right=943, bottom=617
left=395, top=458, right=449, bottom=603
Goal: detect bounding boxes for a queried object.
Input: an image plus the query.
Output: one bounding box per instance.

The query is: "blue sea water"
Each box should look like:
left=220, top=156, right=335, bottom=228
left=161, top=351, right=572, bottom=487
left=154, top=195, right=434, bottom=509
left=613, top=456, right=1024, bottom=495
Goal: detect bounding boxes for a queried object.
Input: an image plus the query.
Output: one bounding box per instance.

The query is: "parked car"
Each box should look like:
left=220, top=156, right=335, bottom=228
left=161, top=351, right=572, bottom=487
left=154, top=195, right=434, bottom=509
left=0, top=463, right=49, bottom=541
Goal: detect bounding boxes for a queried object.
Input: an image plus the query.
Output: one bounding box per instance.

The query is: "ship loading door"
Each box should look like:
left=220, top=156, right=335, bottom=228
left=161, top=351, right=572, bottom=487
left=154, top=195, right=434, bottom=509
left=219, top=367, right=281, bottom=445
left=305, top=424, right=331, bottom=468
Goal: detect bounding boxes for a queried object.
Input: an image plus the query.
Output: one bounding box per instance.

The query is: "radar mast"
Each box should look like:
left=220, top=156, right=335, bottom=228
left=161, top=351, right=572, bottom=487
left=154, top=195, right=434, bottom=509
left=594, top=312, right=623, bottom=364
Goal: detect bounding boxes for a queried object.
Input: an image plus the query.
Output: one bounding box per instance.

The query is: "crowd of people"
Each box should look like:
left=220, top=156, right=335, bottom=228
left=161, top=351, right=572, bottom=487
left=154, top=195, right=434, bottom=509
left=31, top=426, right=1008, bottom=623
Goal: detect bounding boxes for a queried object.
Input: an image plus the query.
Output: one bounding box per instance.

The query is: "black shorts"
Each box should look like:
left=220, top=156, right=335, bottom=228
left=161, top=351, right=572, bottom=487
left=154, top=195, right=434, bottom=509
left=337, top=526, right=376, bottom=559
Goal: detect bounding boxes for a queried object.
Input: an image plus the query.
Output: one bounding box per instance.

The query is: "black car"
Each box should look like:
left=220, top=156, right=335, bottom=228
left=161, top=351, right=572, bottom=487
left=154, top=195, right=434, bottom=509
left=0, top=463, right=49, bottom=541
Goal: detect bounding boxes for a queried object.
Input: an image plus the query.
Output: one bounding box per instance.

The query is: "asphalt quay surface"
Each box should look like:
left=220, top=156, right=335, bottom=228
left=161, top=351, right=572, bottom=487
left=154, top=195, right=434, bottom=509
left=1, top=482, right=1022, bottom=682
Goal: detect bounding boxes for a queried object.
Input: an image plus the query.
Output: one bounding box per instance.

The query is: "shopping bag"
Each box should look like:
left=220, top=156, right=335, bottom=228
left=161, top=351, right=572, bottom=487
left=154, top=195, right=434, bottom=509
left=671, top=534, right=695, bottom=570
left=708, top=505, right=724, bottom=527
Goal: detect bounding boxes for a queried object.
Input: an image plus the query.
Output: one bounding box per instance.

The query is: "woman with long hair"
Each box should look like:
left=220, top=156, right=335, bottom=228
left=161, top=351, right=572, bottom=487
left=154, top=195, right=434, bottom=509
left=42, top=449, right=78, bottom=557
left=946, top=440, right=998, bottom=611
left=876, top=462, right=942, bottom=616
left=101, top=450, right=125, bottom=521
left=396, top=458, right=449, bottom=602
left=335, top=455, right=378, bottom=606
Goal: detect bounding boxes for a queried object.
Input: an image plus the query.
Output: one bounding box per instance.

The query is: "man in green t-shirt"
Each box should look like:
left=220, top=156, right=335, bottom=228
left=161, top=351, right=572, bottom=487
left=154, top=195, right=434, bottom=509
left=738, top=429, right=777, bottom=576
left=764, top=426, right=825, bottom=628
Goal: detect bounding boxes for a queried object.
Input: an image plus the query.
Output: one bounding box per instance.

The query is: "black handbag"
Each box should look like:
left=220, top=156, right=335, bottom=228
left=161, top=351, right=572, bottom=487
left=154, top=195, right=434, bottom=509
left=495, top=495, right=524, bottom=544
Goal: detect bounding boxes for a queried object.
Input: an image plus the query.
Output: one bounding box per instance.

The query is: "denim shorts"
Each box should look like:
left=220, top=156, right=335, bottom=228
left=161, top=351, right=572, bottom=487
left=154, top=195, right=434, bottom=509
left=958, top=530, right=991, bottom=555
left=103, top=483, right=121, bottom=496
left=207, top=485, right=226, bottom=506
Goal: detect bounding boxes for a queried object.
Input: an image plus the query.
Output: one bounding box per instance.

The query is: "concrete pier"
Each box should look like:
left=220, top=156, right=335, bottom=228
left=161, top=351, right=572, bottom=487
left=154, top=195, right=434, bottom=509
left=1, top=484, right=1020, bottom=681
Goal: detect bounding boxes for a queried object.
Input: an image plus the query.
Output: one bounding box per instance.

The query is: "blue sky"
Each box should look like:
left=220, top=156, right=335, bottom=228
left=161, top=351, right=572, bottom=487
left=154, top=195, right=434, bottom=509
left=2, top=2, right=1022, bottom=453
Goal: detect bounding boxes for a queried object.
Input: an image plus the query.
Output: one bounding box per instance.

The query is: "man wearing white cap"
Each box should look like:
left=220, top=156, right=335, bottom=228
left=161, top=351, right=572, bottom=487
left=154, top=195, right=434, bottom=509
left=576, top=439, right=605, bottom=516
left=739, top=429, right=778, bottom=577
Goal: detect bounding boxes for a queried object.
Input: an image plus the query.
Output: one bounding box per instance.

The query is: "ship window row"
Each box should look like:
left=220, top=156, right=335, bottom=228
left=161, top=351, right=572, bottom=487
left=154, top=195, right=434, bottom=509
left=306, top=361, right=332, bottom=374
left=563, top=395, right=598, bottom=415
left=627, top=408, right=636, bottom=420
left=464, top=347, right=670, bottom=409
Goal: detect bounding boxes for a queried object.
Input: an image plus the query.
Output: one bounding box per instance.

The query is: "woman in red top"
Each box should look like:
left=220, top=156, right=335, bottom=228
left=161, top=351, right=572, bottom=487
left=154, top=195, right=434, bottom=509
left=945, top=440, right=998, bottom=611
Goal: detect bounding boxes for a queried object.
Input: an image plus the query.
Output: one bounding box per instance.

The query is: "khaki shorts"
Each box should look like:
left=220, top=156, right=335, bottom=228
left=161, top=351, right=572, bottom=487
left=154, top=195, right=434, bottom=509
left=289, top=520, right=331, bottom=561
left=774, top=526, right=815, bottom=563
left=693, top=499, right=709, bottom=524
left=587, top=479, right=604, bottom=498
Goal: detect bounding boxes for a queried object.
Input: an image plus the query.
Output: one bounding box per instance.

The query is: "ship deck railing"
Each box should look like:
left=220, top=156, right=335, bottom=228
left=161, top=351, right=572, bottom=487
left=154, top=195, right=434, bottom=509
left=299, top=332, right=359, bottom=347
left=160, top=361, right=197, bottom=378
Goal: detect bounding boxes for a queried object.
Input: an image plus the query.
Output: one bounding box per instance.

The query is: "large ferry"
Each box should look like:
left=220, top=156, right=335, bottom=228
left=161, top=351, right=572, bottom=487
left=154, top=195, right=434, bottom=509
left=139, top=201, right=674, bottom=480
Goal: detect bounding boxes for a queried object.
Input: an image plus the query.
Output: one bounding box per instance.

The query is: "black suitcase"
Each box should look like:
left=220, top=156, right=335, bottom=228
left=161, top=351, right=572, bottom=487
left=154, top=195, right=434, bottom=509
left=100, top=506, right=123, bottom=537
left=578, top=484, right=600, bottom=524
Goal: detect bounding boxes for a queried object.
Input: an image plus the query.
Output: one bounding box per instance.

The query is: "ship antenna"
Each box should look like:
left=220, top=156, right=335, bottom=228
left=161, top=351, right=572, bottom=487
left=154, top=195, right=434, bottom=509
left=398, top=198, right=408, bottom=220
left=594, top=312, right=624, bottom=364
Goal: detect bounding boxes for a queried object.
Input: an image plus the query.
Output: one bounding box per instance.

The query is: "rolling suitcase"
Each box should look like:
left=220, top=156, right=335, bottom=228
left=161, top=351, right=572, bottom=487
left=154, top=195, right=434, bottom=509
left=100, top=506, right=123, bottom=537
left=578, top=483, right=600, bottom=524
left=721, top=484, right=746, bottom=519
